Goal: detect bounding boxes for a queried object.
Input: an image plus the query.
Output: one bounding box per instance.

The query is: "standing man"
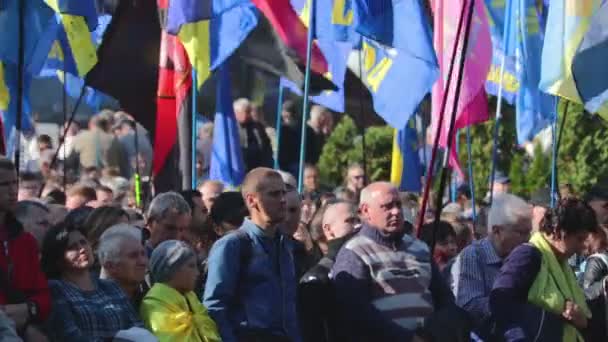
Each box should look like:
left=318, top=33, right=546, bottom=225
left=204, top=168, right=301, bottom=342
left=144, top=192, right=192, bottom=256
left=335, top=164, right=366, bottom=203
left=198, top=180, right=224, bottom=214
left=234, top=98, right=274, bottom=171
left=332, top=182, right=463, bottom=342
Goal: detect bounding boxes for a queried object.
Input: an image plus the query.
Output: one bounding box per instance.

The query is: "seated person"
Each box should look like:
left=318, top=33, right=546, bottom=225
left=42, top=223, right=148, bottom=341
left=140, top=240, right=220, bottom=342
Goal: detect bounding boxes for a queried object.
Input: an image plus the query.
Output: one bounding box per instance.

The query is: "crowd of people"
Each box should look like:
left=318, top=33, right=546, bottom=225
left=1, top=104, right=608, bottom=342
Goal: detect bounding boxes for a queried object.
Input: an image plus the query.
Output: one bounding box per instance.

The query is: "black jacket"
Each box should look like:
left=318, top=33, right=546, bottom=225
left=582, top=254, right=608, bottom=341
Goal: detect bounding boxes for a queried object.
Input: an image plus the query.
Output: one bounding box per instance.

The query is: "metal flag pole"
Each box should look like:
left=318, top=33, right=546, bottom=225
left=466, top=125, right=477, bottom=228
left=430, top=0, right=477, bottom=255
left=274, top=84, right=284, bottom=170
left=550, top=99, right=568, bottom=208
left=191, top=70, right=198, bottom=190
left=297, top=0, right=316, bottom=193
left=15, top=0, right=25, bottom=176
left=416, top=0, right=470, bottom=235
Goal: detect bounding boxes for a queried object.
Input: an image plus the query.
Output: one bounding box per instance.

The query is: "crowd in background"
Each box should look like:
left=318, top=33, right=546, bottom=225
left=1, top=103, right=608, bottom=342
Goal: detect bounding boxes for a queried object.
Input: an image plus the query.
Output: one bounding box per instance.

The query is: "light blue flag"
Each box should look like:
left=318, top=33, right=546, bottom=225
left=572, top=1, right=608, bottom=115
left=209, top=65, right=246, bottom=188
left=484, top=0, right=518, bottom=104
left=280, top=40, right=350, bottom=112
left=507, top=0, right=555, bottom=143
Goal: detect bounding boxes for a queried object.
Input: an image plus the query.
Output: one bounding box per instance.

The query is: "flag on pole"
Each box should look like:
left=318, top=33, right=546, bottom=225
left=209, top=65, right=246, bottom=187
left=291, top=0, right=359, bottom=44
left=0, top=63, right=8, bottom=111
left=539, top=0, right=601, bottom=103
left=505, top=0, right=555, bottom=144
left=167, top=1, right=258, bottom=88
left=0, top=65, right=34, bottom=157
left=431, top=0, right=492, bottom=176
left=391, top=118, right=423, bottom=192
left=572, top=1, right=608, bottom=117
left=251, top=0, right=328, bottom=75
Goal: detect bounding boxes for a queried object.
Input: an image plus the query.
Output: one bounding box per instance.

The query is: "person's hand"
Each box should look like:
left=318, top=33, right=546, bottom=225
left=563, top=300, right=588, bottom=329
left=4, top=303, right=29, bottom=329
left=293, top=224, right=314, bottom=252
left=300, top=201, right=315, bottom=225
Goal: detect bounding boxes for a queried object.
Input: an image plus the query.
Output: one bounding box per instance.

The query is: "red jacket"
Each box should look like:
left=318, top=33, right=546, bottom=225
left=0, top=213, right=50, bottom=322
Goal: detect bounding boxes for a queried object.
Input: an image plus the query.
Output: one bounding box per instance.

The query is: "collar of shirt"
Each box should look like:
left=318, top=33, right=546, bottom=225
left=478, top=238, right=502, bottom=265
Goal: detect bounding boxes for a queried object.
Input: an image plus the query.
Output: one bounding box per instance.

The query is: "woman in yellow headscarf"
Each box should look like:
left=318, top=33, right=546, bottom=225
left=491, top=197, right=597, bottom=342
left=140, top=240, right=220, bottom=342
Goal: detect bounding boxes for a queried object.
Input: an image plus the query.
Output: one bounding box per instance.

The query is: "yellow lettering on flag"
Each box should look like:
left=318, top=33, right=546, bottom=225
left=62, top=14, right=97, bottom=76
left=362, top=42, right=393, bottom=93
left=331, top=0, right=353, bottom=26
left=48, top=41, right=65, bottom=61
left=0, top=62, right=9, bottom=111
left=486, top=63, right=520, bottom=93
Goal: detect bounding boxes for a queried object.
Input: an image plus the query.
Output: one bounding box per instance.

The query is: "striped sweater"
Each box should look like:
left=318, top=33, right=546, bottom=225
left=331, top=225, right=451, bottom=341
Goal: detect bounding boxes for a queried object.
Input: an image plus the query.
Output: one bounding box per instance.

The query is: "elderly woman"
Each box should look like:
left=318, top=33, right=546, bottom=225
left=41, top=223, right=153, bottom=342
left=140, top=240, right=220, bottom=342
left=490, top=198, right=598, bottom=342
left=98, top=224, right=148, bottom=309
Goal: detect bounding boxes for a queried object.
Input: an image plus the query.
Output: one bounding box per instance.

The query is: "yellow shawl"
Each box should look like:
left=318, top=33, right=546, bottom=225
left=527, top=232, right=591, bottom=342
left=140, top=283, right=221, bottom=342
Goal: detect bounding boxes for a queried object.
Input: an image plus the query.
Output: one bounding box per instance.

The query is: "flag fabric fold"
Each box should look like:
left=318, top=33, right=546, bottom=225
left=539, top=0, right=601, bottom=103
left=572, top=1, right=608, bottom=116
left=168, top=2, right=258, bottom=88
left=251, top=0, right=328, bottom=75
left=209, top=65, right=245, bottom=188
left=431, top=0, right=492, bottom=176
left=391, top=118, right=422, bottom=192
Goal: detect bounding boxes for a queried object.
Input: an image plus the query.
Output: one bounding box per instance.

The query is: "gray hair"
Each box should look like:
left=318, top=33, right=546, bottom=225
left=488, top=193, right=532, bottom=229
left=233, top=98, right=251, bottom=113
left=146, top=191, right=191, bottom=222
left=277, top=170, right=297, bottom=191
left=15, top=200, right=49, bottom=220
left=149, top=240, right=196, bottom=284
left=97, top=224, right=142, bottom=265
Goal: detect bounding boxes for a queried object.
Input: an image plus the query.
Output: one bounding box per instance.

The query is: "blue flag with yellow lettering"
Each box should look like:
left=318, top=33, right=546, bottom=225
left=391, top=117, right=422, bottom=192
left=209, top=65, right=246, bottom=187
left=167, top=1, right=258, bottom=89
left=0, top=65, right=34, bottom=157
left=505, top=0, right=555, bottom=143
left=484, top=0, right=518, bottom=104
left=290, top=0, right=360, bottom=44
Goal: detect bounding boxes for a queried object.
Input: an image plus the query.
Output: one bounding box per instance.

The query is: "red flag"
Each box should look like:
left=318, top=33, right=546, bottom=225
left=152, top=30, right=192, bottom=186
left=251, top=0, right=328, bottom=75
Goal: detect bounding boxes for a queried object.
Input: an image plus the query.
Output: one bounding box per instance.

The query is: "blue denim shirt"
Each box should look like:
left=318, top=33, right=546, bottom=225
left=203, top=219, right=301, bottom=342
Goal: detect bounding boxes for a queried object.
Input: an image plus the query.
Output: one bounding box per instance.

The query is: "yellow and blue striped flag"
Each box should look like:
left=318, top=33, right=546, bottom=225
left=391, top=117, right=422, bottom=192
left=0, top=62, right=8, bottom=112
left=539, top=0, right=602, bottom=102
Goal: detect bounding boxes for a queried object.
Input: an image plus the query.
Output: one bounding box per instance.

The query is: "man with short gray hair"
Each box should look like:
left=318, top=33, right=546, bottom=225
left=145, top=191, right=192, bottom=256
left=98, top=224, right=148, bottom=306
left=451, top=193, right=533, bottom=339
left=233, top=98, right=273, bottom=171
left=14, top=200, right=51, bottom=248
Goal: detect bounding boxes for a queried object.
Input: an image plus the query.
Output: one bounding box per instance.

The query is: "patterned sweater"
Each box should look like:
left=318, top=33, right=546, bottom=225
left=331, top=224, right=454, bottom=341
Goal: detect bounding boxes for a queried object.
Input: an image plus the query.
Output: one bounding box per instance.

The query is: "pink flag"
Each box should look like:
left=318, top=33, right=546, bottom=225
left=431, top=0, right=492, bottom=177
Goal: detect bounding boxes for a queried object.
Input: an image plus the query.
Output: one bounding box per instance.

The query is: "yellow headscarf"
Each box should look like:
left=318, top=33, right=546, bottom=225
left=527, top=232, right=591, bottom=342
left=140, top=283, right=221, bottom=342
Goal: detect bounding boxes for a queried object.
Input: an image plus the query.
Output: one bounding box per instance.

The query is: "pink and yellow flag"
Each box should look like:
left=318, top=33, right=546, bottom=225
left=431, top=0, right=492, bottom=176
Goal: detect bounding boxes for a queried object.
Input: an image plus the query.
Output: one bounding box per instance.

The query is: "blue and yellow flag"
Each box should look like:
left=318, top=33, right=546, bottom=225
left=391, top=117, right=422, bottom=192
left=572, top=1, right=608, bottom=118
left=484, top=0, right=519, bottom=103
left=0, top=64, right=34, bottom=157
left=0, top=62, right=8, bottom=111
left=505, top=0, right=556, bottom=143
left=209, top=65, right=246, bottom=187
left=359, top=38, right=438, bottom=130
left=291, top=0, right=360, bottom=44
left=167, top=1, right=258, bottom=88
left=540, top=0, right=602, bottom=103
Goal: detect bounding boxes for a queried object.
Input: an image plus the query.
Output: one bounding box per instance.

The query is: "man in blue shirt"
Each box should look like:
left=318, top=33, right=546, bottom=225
left=451, top=193, right=532, bottom=339
left=203, top=167, right=300, bottom=342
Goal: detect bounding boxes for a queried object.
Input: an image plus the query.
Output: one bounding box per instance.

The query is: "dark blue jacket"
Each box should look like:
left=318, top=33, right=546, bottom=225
left=203, top=219, right=301, bottom=342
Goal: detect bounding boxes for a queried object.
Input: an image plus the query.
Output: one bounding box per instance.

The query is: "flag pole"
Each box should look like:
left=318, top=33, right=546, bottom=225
left=14, top=0, right=25, bottom=176
left=297, top=0, right=316, bottom=193
left=191, top=70, right=198, bottom=190
left=550, top=99, right=567, bottom=208
left=62, top=67, right=68, bottom=189
left=430, top=0, right=477, bottom=255
left=466, top=125, right=477, bottom=228
left=416, top=0, right=470, bottom=235
left=274, top=84, right=284, bottom=170
left=488, top=54, right=506, bottom=205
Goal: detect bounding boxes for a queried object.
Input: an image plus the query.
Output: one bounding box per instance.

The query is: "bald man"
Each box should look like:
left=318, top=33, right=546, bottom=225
left=203, top=168, right=301, bottom=342
left=299, top=201, right=359, bottom=342
left=198, top=180, right=224, bottom=213
left=331, top=182, right=460, bottom=342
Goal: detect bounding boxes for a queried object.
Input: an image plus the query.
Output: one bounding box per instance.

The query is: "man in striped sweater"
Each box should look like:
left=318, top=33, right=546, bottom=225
left=331, top=182, right=462, bottom=342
